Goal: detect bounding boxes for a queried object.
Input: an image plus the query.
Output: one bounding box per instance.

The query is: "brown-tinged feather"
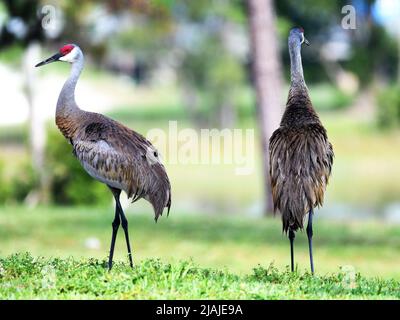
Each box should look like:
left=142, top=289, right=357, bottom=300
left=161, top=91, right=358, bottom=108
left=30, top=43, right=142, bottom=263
left=57, top=111, right=171, bottom=221
left=269, top=85, right=334, bottom=233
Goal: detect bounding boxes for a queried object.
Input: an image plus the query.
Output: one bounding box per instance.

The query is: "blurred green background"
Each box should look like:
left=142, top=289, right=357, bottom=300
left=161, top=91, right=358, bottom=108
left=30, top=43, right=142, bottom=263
left=0, top=0, right=400, bottom=280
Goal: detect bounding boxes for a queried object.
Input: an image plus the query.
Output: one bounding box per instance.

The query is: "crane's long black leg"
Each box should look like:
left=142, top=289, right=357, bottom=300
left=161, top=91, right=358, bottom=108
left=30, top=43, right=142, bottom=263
left=307, top=209, right=314, bottom=274
left=288, top=229, right=295, bottom=272
left=108, top=189, right=121, bottom=270
left=116, top=198, right=134, bottom=268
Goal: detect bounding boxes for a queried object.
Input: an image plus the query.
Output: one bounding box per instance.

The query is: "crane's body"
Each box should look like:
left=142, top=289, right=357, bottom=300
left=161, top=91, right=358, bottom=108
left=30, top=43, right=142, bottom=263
left=269, top=28, right=333, bottom=273
left=57, top=111, right=170, bottom=219
left=36, top=44, right=171, bottom=269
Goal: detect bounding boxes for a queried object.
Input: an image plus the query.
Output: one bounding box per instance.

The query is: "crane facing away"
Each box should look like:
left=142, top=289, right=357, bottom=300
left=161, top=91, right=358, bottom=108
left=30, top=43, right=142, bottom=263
left=269, top=28, right=334, bottom=274
left=36, top=44, right=171, bottom=270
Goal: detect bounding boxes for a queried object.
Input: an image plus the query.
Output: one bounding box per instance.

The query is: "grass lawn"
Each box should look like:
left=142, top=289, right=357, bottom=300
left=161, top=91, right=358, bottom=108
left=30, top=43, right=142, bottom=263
left=0, top=206, right=400, bottom=299
left=1, top=253, right=399, bottom=299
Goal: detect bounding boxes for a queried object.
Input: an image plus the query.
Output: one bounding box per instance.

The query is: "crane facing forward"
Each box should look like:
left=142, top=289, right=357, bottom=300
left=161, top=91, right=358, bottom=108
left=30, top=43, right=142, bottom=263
left=35, top=44, right=171, bottom=270
left=269, top=28, right=333, bottom=274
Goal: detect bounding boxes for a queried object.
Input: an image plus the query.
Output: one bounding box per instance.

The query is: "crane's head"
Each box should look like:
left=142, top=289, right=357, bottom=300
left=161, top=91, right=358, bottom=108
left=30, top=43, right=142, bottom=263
left=289, top=27, right=310, bottom=46
left=35, top=44, right=82, bottom=67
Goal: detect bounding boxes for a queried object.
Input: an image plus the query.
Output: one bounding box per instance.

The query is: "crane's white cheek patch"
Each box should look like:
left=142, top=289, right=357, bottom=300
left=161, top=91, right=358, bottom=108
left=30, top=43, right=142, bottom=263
left=59, top=47, right=79, bottom=63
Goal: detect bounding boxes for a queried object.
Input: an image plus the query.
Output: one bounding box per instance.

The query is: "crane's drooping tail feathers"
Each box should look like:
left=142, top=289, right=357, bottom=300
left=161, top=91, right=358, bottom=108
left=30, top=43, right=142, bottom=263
left=272, top=177, right=318, bottom=233
left=270, top=168, right=314, bottom=232
left=139, top=162, right=171, bottom=222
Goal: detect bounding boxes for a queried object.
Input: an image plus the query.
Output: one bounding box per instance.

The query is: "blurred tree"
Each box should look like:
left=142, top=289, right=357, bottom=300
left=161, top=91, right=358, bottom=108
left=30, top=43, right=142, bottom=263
left=0, top=0, right=48, bottom=205
left=247, top=0, right=283, bottom=214
left=178, top=19, right=247, bottom=127
left=0, top=0, right=44, bottom=46
left=174, top=0, right=248, bottom=127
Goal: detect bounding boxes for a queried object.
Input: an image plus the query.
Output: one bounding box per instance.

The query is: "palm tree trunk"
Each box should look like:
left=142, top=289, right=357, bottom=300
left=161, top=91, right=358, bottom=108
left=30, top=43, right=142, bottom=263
left=247, top=0, right=283, bottom=215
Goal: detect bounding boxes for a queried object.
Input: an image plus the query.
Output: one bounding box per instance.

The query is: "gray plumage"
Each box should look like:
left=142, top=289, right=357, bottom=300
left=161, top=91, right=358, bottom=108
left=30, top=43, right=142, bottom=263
left=69, top=115, right=170, bottom=220
left=36, top=44, right=172, bottom=269
left=269, top=28, right=334, bottom=233
left=53, top=46, right=171, bottom=221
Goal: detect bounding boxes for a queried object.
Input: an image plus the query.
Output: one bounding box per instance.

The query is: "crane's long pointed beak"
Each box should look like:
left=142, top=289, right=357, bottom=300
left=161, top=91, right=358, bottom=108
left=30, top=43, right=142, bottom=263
left=35, top=52, right=62, bottom=67
left=304, top=37, right=310, bottom=46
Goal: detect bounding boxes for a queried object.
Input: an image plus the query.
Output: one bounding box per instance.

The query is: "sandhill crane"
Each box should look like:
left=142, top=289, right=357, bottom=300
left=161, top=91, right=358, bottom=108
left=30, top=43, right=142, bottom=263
left=35, top=44, right=171, bottom=270
left=269, top=28, right=334, bottom=274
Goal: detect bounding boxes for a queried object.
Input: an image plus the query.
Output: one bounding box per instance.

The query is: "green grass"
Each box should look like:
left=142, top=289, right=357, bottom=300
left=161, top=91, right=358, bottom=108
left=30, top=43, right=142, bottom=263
left=1, top=206, right=400, bottom=299
left=1, top=253, right=399, bottom=299
left=1, top=206, right=400, bottom=282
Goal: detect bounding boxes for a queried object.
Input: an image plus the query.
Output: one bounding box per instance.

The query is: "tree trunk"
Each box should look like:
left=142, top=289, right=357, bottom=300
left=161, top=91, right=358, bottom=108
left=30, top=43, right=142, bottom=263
left=23, top=42, right=48, bottom=205
left=247, top=0, right=283, bottom=215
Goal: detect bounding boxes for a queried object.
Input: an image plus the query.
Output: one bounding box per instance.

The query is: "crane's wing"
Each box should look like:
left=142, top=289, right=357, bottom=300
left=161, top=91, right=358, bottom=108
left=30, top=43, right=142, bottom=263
left=72, top=117, right=171, bottom=220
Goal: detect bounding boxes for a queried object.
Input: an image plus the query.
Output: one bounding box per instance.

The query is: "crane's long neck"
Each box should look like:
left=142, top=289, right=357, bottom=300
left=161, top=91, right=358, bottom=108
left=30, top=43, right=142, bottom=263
left=289, top=38, right=306, bottom=88
left=55, top=57, right=84, bottom=139
left=283, top=35, right=319, bottom=126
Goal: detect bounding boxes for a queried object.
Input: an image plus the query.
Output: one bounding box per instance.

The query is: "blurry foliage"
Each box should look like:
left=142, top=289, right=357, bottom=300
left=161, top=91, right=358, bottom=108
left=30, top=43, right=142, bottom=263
left=0, top=128, right=110, bottom=206
left=276, top=0, right=398, bottom=86
left=377, top=86, right=400, bottom=129
left=0, top=44, right=24, bottom=66
left=179, top=29, right=246, bottom=126
left=110, top=24, right=171, bottom=67
left=1, top=0, right=397, bottom=88
left=2, top=0, right=397, bottom=124
left=0, top=159, right=38, bottom=205
left=45, top=129, right=110, bottom=206
left=0, top=0, right=44, bottom=47
left=0, top=124, right=27, bottom=145
left=310, top=84, right=354, bottom=111
left=0, top=160, right=11, bottom=203
left=9, top=161, right=39, bottom=202
left=344, top=26, right=398, bottom=86
left=276, top=0, right=344, bottom=84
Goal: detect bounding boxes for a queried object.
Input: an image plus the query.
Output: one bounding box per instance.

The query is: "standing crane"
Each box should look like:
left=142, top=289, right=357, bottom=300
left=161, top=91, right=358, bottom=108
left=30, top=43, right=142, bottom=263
left=269, top=28, right=334, bottom=274
left=35, top=44, right=171, bottom=270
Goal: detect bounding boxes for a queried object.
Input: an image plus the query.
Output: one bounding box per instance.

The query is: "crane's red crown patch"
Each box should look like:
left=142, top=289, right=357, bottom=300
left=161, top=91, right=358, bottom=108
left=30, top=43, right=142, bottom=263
left=60, top=44, right=74, bottom=56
